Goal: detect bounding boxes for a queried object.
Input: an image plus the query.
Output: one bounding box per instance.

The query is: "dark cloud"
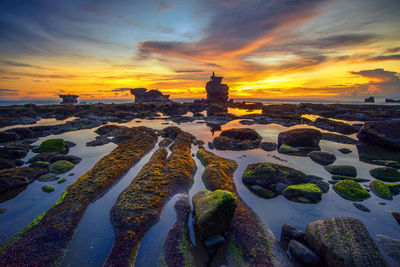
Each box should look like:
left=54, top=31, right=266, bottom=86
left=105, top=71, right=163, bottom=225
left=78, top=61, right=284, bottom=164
left=351, top=68, right=400, bottom=96
left=111, top=88, right=133, bottom=92
left=155, top=1, right=172, bottom=13
left=1, top=76, right=20, bottom=80
left=386, top=47, right=400, bottom=53
left=367, top=54, right=400, bottom=61
left=175, top=69, right=204, bottom=73
left=313, top=34, right=376, bottom=49
left=0, top=60, right=52, bottom=70
left=0, top=88, right=19, bottom=97
left=0, top=71, right=77, bottom=79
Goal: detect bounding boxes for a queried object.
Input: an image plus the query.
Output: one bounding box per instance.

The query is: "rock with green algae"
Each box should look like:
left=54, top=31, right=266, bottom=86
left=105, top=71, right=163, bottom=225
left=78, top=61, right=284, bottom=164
left=37, top=173, right=59, bottom=182
left=282, top=183, right=322, bottom=203
left=57, top=178, right=67, bottom=184
left=305, top=217, right=387, bottom=267
left=387, top=183, right=400, bottom=195
left=192, top=190, right=237, bottom=239
left=48, top=160, right=75, bottom=174
left=324, top=164, right=357, bottom=177
left=278, top=143, right=299, bottom=154
left=370, top=167, right=400, bottom=182
left=331, top=175, right=370, bottom=182
left=32, top=138, right=70, bottom=154
left=41, top=185, right=55, bottom=193
left=369, top=180, right=392, bottom=200
left=242, top=162, right=309, bottom=190
left=333, top=180, right=370, bottom=201
left=29, top=161, right=50, bottom=168
left=248, top=184, right=277, bottom=199
left=308, top=151, right=336, bottom=166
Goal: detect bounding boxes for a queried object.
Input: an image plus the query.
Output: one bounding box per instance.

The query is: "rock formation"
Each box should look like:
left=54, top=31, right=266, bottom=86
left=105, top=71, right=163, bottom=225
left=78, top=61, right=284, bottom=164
left=130, top=88, right=171, bottom=103
left=59, top=94, right=78, bottom=104
left=206, top=72, right=229, bottom=103
left=365, top=96, right=375, bottom=103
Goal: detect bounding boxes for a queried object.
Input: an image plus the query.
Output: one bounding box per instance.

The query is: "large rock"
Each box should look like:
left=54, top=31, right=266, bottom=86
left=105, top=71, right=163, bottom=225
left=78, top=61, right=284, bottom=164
left=0, top=167, right=48, bottom=193
left=308, top=151, right=336, bottom=166
left=324, top=164, right=357, bottom=177
left=305, top=217, right=387, bottom=267
left=130, top=88, right=171, bottom=103
left=32, top=138, right=69, bottom=154
left=242, top=162, right=309, bottom=191
left=369, top=167, right=400, bottom=182
left=357, top=120, right=400, bottom=149
left=48, top=160, right=75, bottom=174
left=213, top=128, right=262, bottom=150
left=369, top=180, right=392, bottom=200
left=206, top=72, right=229, bottom=103
left=192, top=190, right=237, bottom=239
left=333, top=180, right=370, bottom=201
left=278, top=128, right=322, bottom=152
left=312, top=118, right=359, bottom=135
left=282, top=183, right=322, bottom=203
left=288, top=239, right=320, bottom=267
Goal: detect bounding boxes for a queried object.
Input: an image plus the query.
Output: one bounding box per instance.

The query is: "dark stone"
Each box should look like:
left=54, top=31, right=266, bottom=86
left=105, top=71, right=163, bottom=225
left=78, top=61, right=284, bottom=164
left=357, top=120, right=400, bottom=149
left=282, top=183, right=322, bottom=203
left=278, top=128, right=322, bottom=152
left=213, top=128, right=262, bottom=150
left=288, top=239, right=320, bottom=267
left=206, top=103, right=227, bottom=116
left=324, top=165, right=357, bottom=177
left=312, top=118, right=359, bottom=135
left=281, top=224, right=305, bottom=245
left=0, top=167, right=48, bottom=193
left=0, top=158, right=14, bottom=169
left=308, top=151, right=336, bottom=166
left=338, top=148, right=352, bottom=154
left=353, top=203, right=371, bottom=212
left=204, top=235, right=226, bottom=249
left=365, top=96, right=375, bottom=103
left=259, top=142, right=277, bottom=151
left=131, top=88, right=171, bottom=103
left=322, top=133, right=358, bottom=145
left=206, top=72, right=229, bottom=103
left=376, top=235, right=400, bottom=265
left=392, top=211, right=400, bottom=226
left=59, top=94, right=78, bottom=104
left=307, top=175, right=330, bottom=193
left=0, top=131, right=19, bottom=142
left=86, top=136, right=110, bottom=146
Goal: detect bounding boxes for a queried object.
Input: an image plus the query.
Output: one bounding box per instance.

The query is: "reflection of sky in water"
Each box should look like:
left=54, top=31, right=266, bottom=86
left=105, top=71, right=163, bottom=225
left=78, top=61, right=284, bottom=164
left=0, top=117, right=399, bottom=266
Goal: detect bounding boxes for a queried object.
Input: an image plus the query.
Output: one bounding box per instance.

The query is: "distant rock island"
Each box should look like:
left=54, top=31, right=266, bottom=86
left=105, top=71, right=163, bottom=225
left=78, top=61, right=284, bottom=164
left=130, top=88, right=171, bottom=103
left=59, top=94, right=78, bottom=104
left=364, top=96, right=374, bottom=103
left=206, top=72, right=229, bottom=103
left=386, top=98, right=400, bottom=103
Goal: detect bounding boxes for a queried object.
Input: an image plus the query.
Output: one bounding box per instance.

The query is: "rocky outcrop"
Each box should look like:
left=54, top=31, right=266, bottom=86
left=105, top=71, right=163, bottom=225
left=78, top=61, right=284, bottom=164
left=278, top=128, right=322, bottom=153
left=305, top=217, right=387, bottom=267
left=357, top=120, right=400, bottom=149
left=365, top=96, right=375, bottom=103
left=212, top=128, right=262, bottom=150
left=130, top=88, right=171, bottom=103
left=0, top=167, right=48, bottom=193
left=206, top=72, right=229, bottom=103
left=312, top=118, right=359, bottom=135
left=59, top=94, right=78, bottom=104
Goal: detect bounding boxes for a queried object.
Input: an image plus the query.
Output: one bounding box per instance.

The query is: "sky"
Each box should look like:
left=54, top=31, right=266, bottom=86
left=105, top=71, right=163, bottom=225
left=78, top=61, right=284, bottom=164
left=0, top=0, right=399, bottom=100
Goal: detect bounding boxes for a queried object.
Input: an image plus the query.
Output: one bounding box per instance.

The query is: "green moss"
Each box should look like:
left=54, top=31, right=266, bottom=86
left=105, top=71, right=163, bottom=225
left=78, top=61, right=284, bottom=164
left=324, top=165, right=357, bottom=177
left=248, top=185, right=277, bottom=199
left=331, top=175, right=370, bottom=182
left=30, top=161, right=50, bottom=168
left=370, top=167, right=400, bottom=182
left=369, top=180, right=392, bottom=200
left=32, top=138, right=68, bottom=153
left=285, top=183, right=321, bottom=193
left=282, top=183, right=322, bottom=203
left=278, top=143, right=299, bottom=153
left=49, top=160, right=75, bottom=174
left=41, top=185, right=55, bottom=193
left=57, top=178, right=67, bottom=184
left=333, top=180, right=370, bottom=201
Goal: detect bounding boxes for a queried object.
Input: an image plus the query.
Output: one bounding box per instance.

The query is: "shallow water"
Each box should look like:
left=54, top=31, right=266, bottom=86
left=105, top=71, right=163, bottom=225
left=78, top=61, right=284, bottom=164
left=0, top=116, right=399, bottom=265
left=0, top=117, right=78, bottom=132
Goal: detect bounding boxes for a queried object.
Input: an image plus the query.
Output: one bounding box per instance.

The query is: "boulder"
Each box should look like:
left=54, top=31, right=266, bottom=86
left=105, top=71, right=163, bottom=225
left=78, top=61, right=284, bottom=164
left=369, top=180, right=392, bottom=200
left=324, top=165, right=357, bottom=177
left=376, top=235, right=400, bottom=265
left=308, top=151, right=336, bottom=166
left=288, top=239, right=320, bottom=267
left=282, top=183, right=322, bottom=203
left=369, top=167, right=400, bottom=182
left=28, top=152, right=62, bottom=163
left=259, top=142, right=277, bottom=151
left=278, top=144, right=299, bottom=154
left=212, top=136, right=234, bottom=150
left=41, top=185, right=55, bottom=193
left=312, top=118, right=359, bottom=135
left=307, top=175, right=330, bottom=193
left=305, top=217, right=387, bottom=267
left=48, top=160, right=75, bottom=174
left=387, top=183, right=400, bottom=195
left=95, top=124, right=122, bottom=135
left=242, top=162, right=309, bottom=190
left=86, top=136, right=110, bottom=147
left=52, top=155, right=81, bottom=165
left=333, top=180, right=370, bottom=201
left=37, top=173, right=60, bottom=182
left=278, top=128, right=322, bottom=151
left=32, top=138, right=69, bottom=154
left=131, top=88, right=171, bottom=103
left=281, top=223, right=305, bottom=246
left=220, top=128, right=261, bottom=141
left=192, top=190, right=237, bottom=239
left=357, top=120, right=400, bottom=149
left=212, top=128, right=262, bottom=150
left=0, top=145, right=29, bottom=159
left=29, top=161, right=50, bottom=168
left=206, top=72, right=229, bottom=103
left=0, top=167, right=48, bottom=193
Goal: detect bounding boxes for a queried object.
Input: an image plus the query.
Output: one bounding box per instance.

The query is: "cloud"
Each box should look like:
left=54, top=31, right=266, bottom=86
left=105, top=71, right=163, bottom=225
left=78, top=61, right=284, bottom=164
left=367, top=54, right=400, bottom=61
left=155, top=1, right=172, bottom=13
left=111, top=88, right=133, bottom=92
left=0, top=88, right=19, bottom=97
left=1, top=76, right=20, bottom=80
left=175, top=69, right=204, bottom=73
left=386, top=47, right=400, bottom=53
left=350, top=68, right=400, bottom=96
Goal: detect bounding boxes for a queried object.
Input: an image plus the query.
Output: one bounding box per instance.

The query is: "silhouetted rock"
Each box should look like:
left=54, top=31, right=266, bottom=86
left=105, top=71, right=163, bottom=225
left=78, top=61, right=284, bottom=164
left=365, top=96, right=375, bottom=103
left=357, top=120, right=400, bottom=149
left=59, top=94, right=78, bottom=104
left=131, top=88, right=171, bottom=103
left=385, top=98, right=400, bottom=103
left=206, top=72, right=229, bottom=103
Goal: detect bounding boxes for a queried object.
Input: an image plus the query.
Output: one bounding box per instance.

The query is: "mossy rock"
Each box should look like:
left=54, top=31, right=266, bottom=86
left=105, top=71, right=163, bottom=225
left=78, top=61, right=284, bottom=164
left=57, top=178, right=67, bottom=184
left=32, top=138, right=69, bottom=154
left=41, top=185, right=55, bottom=193
left=38, top=173, right=60, bottom=182
left=308, top=151, right=336, bottom=166
left=29, top=161, right=50, bottom=168
left=333, top=180, right=370, bottom=201
left=369, top=180, right=392, bottom=200
left=278, top=144, right=299, bottom=154
left=370, top=167, right=400, bottom=182
left=49, top=160, right=75, bottom=174
left=248, top=185, right=277, bottom=199
left=331, top=175, right=370, bottom=183
left=282, top=183, right=322, bottom=203
left=387, top=183, right=400, bottom=195
left=192, top=190, right=237, bottom=239
left=324, top=165, right=357, bottom=177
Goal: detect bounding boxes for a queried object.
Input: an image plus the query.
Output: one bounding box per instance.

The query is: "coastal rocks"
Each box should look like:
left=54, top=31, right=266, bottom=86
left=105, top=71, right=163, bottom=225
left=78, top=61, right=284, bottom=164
left=308, top=151, right=336, bottom=165
left=282, top=183, right=322, bottom=203
left=288, top=239, right=320, bottom=267
left=206, top=103, right=227, bottom=116
left=333, top=180, right=370, bottom=201
left=28, top=152, right=81, bottom=165
left=59, top=94, right=78, bottom=104
left=32, top=138, right=70, bottom=154
left=338, top=148, right=352, bottom=154
left=192, top=190, right=237, bottom=239
left=324, top=164, right=357, bottom=177
left=30, top=161, right=50, bottom=168
left=206, top=72, right=229, bottom=103
left=369, top=167, right=400, bottom=182
left=369, top=180, right=393, bottom=200
left=311, top=118, right=359, bottom=135
left=281, top=224, right=305, bottom=247
left=278, top=128, right=322, bottom=154
left=305, top=217, right=387, bottom=267
left=95, top=124, right=123, bottom=136
left=0, top=167, right=48, bottom=193
left=48, top=160, right=75, bottom=174
left=259, top=141, right=277, bottom=151
left=130, top=88, right=171, bottom=103
left=212, top=128, right=261, bottom=150
left=365, top=96, right=375, bottom=103
left=86, top=136, right=110, bottom=146
left=357, top=120, right=400, bottom=149
left=376, top=235, right=400, bottom=265
left=0, top=158, right=14, bottom=169
left=0, top=144, right=29, bottom=160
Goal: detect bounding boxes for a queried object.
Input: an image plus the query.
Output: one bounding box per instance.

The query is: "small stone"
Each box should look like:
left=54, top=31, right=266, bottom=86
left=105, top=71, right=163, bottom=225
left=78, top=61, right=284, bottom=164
left=259, top=142, right=277, bottom=151
left=282, top=183, right=322, bottom=204
left=307, top=175, right=329, bottom=193
left=0, top=208, right=7, bottom=214
left=370, top=167, right=400, bottom=182
left=353, top=203, right=371, bottom=212
left=378, top=202, right=386, bottom=205
left=275, top=183, right=288, bottom=194
left=29, top=161, right=50, bottom=168
left=288, top=239, right=320, bottom=267
left=338, top=148, right=352, bottom=154
left=278, top=143, right=299, bottom=154
left=308, top=151, right=336, bottom=166
left=325, top=165, right=357, bottom=177
left=333, top=180, right=370, bottom=201
left=38, top=173, right=60, bottom=182
left=32, top=138, right=69, bottom=154
left=281, top=224, right=305, bottom=244
left=69, top=173, right=75, bottom=176
left=49, top=160, right=75, bottom=174
left=392, top=212, right=400, bottom=225
left=249, top=185, right=277, bottom=199
left=41, top=185, right=55, bottom=193
left=57, top=178, right=67, bottom=184
left=204, top=235, right=225, bottom=249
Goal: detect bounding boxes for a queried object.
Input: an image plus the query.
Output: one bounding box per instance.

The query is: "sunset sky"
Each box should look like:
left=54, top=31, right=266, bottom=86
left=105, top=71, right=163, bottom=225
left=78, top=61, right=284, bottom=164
left=0, top=0, right=399, bottom=100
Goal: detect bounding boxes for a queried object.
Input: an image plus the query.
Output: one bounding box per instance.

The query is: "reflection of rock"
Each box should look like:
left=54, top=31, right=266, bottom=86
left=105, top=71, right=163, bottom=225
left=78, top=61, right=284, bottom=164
left=357, top=120, right=400, bottom=149
left=206, top=72, right=229, bottom=103
left=311, top=118, right=359, bottom=135
left=357, top=142, right=400, bottom=164
left=130, top=88, right=171, bottom=103
left=59, top=94, right=78, bottom=104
